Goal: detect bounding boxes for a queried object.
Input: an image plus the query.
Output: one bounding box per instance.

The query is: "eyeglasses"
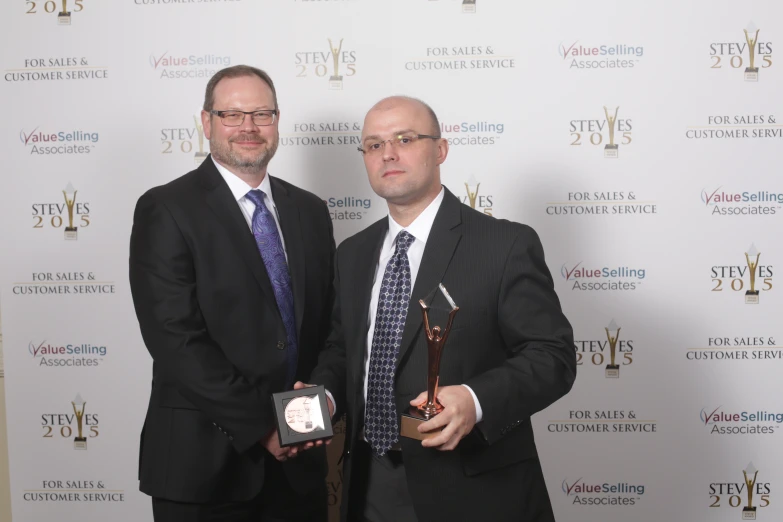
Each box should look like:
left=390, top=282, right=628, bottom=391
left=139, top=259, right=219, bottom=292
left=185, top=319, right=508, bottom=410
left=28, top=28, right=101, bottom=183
left=210, top=109, right=278, bottom=127
left=357, top=133, right=440, bottom=155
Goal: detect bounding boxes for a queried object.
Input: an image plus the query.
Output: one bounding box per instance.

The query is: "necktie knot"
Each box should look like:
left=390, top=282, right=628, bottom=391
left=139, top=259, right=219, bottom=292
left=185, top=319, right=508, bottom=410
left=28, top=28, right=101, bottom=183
left=395, top=230, right=415, bottom=256
left=245, top=189, right=265, bottom=208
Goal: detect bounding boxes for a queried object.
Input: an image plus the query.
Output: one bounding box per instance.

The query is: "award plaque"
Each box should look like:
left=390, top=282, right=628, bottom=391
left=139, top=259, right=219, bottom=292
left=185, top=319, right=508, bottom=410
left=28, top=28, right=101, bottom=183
left=744, top=27, right=760, bottom=82
left=72, top=395, right=87, bottom=450
left=462, top=0, right=476, bottom=13
left=272, top=386, right=333, bottom=447
left=328, top=38, right=344, bottom=90
left=742, top=463, right=759, bottom=520
left=400, top=284, right=459, bottom=441
left=605, top=320, right=621, bottom=379
left=63, top=184, right=78, bottom=240
left=603, top=106, right=620, bottom=158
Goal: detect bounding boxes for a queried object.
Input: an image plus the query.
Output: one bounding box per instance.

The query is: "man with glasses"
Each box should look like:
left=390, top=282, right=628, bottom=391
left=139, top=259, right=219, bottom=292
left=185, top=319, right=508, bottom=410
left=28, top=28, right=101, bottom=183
left=301, top=96, right=576, bottom=521
left=130, top=65, right=333, bottom=521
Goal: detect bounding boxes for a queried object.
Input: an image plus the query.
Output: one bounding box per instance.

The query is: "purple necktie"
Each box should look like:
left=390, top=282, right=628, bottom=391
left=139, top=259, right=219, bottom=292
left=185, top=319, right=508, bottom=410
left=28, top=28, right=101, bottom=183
left=365, top=230, right=415, bottom=456
left=245, top=189, right=297, bottom=388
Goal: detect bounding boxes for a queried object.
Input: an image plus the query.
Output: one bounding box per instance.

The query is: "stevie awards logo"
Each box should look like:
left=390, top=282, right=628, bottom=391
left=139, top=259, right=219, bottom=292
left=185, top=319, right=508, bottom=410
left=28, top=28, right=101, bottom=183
left=25, top=0, right=83, bottom=25
left=294, top=39, right=357, bottom=89
left=710, top=22, right=773, bottom=82
left=709, top=463, right=771, bottom=520
left=462, top=175, right=493, bottom=215
left=744, top=24, right=761, bottom=82
left=604, top=320, right=621, bottom=378
left=711, top=244, right=773, bottom=303
left=328, top=38, right=344, bottom=89
left=570, top=106, right=632, bottom=158
left=193, top=115, right=207, bottom=164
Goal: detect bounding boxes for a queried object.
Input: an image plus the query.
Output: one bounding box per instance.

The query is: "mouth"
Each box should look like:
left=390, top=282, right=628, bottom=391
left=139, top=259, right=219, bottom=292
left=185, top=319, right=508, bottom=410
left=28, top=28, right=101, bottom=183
left=382, top=169, right=405, bottom=177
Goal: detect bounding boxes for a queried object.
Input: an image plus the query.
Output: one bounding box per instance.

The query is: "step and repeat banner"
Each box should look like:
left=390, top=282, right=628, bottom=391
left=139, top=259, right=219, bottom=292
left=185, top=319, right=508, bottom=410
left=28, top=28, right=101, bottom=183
left=1, top=1, right=781, bottom=521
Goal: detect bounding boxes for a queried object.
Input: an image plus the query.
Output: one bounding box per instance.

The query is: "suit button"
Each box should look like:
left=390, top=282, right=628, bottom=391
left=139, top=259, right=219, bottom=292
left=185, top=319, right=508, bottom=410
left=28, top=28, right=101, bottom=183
left=277, top=341, right=286, bottom=349
left=229, top=436, right=234, bottom=441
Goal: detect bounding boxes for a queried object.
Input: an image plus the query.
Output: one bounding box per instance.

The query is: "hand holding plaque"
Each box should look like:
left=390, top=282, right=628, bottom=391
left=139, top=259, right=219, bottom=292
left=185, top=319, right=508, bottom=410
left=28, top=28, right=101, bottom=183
left=400, top=283, right=459, bottom=440
left=271, top=385, right=334, bottom=447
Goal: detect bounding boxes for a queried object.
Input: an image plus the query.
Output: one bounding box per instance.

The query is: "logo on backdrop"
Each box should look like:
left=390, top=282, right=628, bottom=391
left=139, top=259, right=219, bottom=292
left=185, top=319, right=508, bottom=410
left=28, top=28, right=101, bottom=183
left=20, top=127, right=99, bottom=155
left=686, top=114, right=781, bottom=141
left=149, top=51, right=231, bottom=80
left=29, top=339, right=107, bottom=368
left=560, top=262, right=646, bottom=291
left=31, top=183, right=90, bottom=240
left=24, top=0, right=84, bottom=25
left=405, top=45, right=516, bottom=72
left=4, top=57, right=107, bottom=82
left=280, top=121, right=362, bottom=147
left=558, top=40, right=644, bottom=69
left=710, top=244, right=773, bottom=304
left=295, top=38, right=357, bottom=90
left=700, top=186, right=783, bottom=216
left=574, top=319, right=634, bottom=378
left=41, top=394, right=99, bottom=449
left=700, top=407, right=782, bottom=435
left=561, top=477, right=645, bottom=506
left=426, top=0, right=476, bottom=13
left=709, top=463, right=771, bottom=519
left=23, top=480, right=125, bottom=503
left=161, top=116, right=209, bottom=164
left=569, top=106, right=633, bottom=158
left=549, top=410, right=657, bottom=434
left=324, top=196, right=371, bottom=221
left=439, top=119, right=504, bottom=147
left=710, top=23, right=773, bottom=82
left=12, top=272, right=115, bottom=296
left=459, top=176, right=493, bottom=216
left=686, top=335, right=781, bottom=361
left=546, top=190, right=657, bottom=216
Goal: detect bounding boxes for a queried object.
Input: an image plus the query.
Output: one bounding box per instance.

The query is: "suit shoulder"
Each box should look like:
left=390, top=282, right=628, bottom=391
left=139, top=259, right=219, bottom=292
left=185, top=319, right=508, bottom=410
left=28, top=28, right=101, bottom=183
left=337, top=216, right=386, bottom=253
left=460, top=203, right=538, bottom=243
left=137, top=169, right=201, bottom=204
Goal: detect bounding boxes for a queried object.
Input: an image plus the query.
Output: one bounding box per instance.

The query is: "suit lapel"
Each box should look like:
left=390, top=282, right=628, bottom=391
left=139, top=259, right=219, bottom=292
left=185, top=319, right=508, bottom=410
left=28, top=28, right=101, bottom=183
left=198, top=156, right=278, bottom=314
left=270, top=176, right=306, bottom=338
left=395, top=189, right=463, bottom=370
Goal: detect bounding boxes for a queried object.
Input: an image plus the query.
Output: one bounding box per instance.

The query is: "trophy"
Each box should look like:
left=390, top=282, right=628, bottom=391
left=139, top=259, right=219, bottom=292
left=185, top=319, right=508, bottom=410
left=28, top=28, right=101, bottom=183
left=462, top=0, right=476, bottom=13
left=745, top=244, right=760, bottom=304
left=328, top=38, right=344, bottom=90
left=72, top=394, right=87, bottom=450
left=400, top=284, right=459, bottom=440
left=742, top=462, right=758, bottom=520
left=63, top=183, right=78, bottom=240
left=272, top=385, right=334, bottom=447
left=194, top=116, right=208, bottom=165
left=58, top=0, right=71, bottom=25
left=605, top=319, right=621, bottom=378
left=603, top=106, right=619, bottom=158
left=464, top=175, right=480, bottom=209
left=744, top=24, right=760, bottom=82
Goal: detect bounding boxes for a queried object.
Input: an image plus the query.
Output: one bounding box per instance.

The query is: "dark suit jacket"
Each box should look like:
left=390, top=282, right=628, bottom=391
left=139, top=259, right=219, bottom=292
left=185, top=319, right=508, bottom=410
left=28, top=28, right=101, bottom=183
left=311, top=188, right=576, bottom=522
left=129, top=156, right=335, bottom=503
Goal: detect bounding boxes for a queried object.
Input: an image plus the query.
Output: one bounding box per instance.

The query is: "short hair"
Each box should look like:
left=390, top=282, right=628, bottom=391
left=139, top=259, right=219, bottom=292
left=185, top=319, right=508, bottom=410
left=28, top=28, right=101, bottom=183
left=203, top=65, right=278, bottom=111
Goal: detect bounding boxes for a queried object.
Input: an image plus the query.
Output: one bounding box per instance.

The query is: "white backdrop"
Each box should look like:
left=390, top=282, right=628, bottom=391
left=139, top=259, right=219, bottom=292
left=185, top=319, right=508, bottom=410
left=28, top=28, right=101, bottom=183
left=1, top=1, right=781, bottom=521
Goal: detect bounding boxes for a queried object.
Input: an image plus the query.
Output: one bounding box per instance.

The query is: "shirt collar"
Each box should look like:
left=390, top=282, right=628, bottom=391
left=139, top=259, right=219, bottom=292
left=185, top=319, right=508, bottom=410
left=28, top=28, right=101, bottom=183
left=387, top=187, right=445, bottom=246
left=212, top=156, right=274, bottom=204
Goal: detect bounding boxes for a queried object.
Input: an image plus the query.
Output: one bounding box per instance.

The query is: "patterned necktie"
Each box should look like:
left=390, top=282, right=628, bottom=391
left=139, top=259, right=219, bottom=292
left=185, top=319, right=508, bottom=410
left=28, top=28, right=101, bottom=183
left=245, top=189, right=297, bottom=388
left=365, top=230, right=415, bottom=456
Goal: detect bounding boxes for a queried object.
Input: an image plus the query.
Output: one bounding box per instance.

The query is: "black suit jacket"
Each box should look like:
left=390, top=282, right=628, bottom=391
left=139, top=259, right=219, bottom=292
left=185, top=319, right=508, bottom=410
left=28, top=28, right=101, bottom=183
left=311, top=188, right=576, bottom=522
left=129, top=156, right=335, bottom=503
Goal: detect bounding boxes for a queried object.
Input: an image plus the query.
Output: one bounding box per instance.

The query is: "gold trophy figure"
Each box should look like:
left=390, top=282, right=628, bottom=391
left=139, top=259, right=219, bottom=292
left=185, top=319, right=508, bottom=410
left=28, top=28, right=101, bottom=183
left=744, top=24, right=760, bottom=81
left=328, top=38, right=344, bottom=90
left=400, top=284, right=459, bottom=440
left=464, top=175, right=480, bottom=209
left=605, top=319, right=621, bottom=378
left=72, top=394, right=87, bottom=450
left=194, top=115, right=208, bottom=165
left=63, top=183, right=78, bottom=240
left=462, top=0, right=476, bottom=13
left=58, top=0, right=71, bottom=25
left=742, top=463, right=758, bottom=520
left=745, top=244, right=760, bottom=304
left=603, top=106, right=619, bottom=158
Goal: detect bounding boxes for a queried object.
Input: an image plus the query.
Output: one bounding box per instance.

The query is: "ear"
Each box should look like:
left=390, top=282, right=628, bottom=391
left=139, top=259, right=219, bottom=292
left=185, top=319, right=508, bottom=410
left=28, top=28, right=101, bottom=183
left=435, top=137, right=449, bottom=166
left=201, top=110, right=212, bottom=140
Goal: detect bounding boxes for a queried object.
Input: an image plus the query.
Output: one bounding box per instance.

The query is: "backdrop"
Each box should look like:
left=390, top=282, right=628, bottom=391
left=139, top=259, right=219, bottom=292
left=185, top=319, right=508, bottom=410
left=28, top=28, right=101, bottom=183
left=1, top=1, right=781, bottom=521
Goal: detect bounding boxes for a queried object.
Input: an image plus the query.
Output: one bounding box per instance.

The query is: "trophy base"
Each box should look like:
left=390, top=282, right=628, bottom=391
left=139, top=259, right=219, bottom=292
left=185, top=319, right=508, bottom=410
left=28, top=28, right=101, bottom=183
left=58, top=12, right=72, bottom=25
left=462, top=4, right=476, bottom=13
left=745, top=68, right=759, bottom=82
left=400, top=406, right=443, bottom=441
left=329, top=77, right=343, bottom=90
left=745, top=290, right=759, bottom=304
left=194, top=153, right=208, bottom=165
left=742, top=507, right=757, bottom=520
left=64, top=228, right=77, bottom=240
left=73, top=438, right=87, bottom=450
left=605, top=365, right=620, bottom=378
left=604, top=144, right=619, bottom=159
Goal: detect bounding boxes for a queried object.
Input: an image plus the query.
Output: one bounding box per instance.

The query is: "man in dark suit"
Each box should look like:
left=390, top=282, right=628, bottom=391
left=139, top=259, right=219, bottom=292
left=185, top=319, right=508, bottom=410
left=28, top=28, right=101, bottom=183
left=129, top=65, right=334, bottom=522
left=300, top=96, right=576, bottom=522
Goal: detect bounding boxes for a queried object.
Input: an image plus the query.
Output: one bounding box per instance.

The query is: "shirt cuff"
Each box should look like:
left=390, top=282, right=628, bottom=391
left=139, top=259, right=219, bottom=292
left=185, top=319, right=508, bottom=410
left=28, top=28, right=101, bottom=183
left=462, top=384, right=483, bottom=423
left=324, top=389, right=336, bottom=418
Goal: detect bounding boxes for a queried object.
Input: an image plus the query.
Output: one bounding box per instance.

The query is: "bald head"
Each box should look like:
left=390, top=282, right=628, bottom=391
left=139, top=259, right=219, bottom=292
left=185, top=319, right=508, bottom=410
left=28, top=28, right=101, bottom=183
left=365, top=96, right=441, bottom=137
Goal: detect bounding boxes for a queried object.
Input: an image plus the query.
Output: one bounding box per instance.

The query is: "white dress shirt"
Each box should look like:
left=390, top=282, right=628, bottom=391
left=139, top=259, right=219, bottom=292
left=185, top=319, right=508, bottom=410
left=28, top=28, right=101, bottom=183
left=363, top=187, right=483, bottom=423
left=212, top=157, right=287, bottom=261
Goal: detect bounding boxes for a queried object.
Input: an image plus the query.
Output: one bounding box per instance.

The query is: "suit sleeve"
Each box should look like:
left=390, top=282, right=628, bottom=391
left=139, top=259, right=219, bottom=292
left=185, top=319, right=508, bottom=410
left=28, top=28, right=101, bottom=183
left=309, top=245, right=348, bottom=417
left=465, top=225, right=577, bottom=445
left=129, top=191, right=273, bottom=454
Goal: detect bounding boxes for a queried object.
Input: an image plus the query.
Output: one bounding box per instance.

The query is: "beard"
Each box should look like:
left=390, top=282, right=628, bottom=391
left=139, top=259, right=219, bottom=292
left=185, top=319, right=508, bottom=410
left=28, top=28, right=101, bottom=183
left=209, top=132, right=279, bottom=172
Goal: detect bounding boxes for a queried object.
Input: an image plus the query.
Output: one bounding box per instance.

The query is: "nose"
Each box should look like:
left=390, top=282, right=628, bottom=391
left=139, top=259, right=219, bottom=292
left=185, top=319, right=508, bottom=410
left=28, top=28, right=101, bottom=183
left=381, top=140, right=398, bottom=162
left=239, top=113, right=259, bottom=132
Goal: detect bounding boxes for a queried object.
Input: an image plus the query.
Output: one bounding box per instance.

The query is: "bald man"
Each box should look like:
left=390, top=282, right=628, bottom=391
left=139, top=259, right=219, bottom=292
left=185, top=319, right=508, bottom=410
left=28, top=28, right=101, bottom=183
left=301, top=96, right=575, bottom=522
